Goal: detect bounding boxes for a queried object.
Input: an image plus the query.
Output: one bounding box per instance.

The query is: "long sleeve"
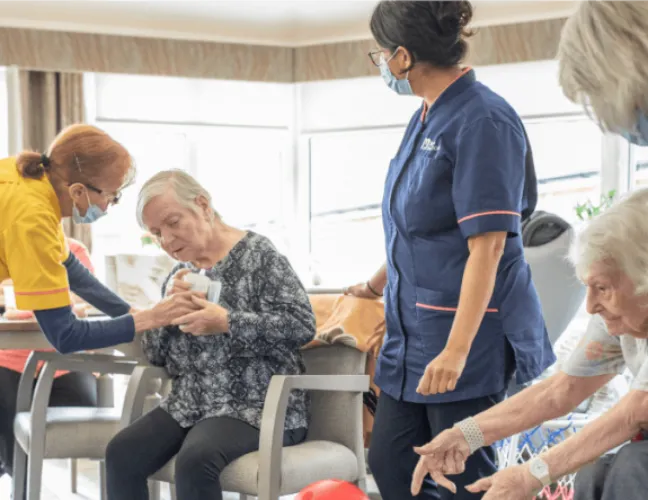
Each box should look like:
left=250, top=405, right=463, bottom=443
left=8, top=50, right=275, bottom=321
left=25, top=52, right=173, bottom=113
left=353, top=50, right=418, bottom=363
left=141, top=327, right=171, bottom=366
left=64, top=253, right=131, bottom=317
left=139, top=264, right=185, bottom=366
left=228, top=252, right=315, bottom=354
left=34, top=306, right=135, bottom=354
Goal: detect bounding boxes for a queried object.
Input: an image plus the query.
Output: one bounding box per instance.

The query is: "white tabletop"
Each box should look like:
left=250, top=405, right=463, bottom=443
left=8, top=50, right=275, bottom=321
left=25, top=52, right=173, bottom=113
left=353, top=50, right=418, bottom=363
left=0, top=317, right=144, bottom=357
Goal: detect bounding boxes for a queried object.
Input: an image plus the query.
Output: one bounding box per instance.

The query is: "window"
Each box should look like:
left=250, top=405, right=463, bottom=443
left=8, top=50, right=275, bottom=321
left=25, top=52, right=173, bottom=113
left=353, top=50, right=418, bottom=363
left=0, top=68, right=8, bottom=158
left=524, top=116, right=603, bottom=223
left=631, top=143, right=648, bottom=189
left=89, top=123, right=191, bottom=280
left=87, top=74, right=292, bottom=281
left=307, top=128, right=404, bottom=287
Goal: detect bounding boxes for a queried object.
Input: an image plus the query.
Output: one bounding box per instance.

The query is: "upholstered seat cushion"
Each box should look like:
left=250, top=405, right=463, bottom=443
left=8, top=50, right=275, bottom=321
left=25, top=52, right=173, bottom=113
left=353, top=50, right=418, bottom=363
left=152, top=440, right=359, bottom=495
left=14, top=407, right=121, bottom=459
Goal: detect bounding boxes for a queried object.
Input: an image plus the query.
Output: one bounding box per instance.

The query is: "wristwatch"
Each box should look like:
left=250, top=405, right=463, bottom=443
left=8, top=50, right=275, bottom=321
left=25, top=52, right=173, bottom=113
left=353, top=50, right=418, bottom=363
left=528, top=457, right=552, bottom=491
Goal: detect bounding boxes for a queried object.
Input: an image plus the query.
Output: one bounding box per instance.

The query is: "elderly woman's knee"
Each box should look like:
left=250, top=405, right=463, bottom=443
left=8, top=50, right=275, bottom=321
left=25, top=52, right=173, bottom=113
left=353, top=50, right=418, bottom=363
left=609, top=442, right=648, bottom=476
left=174, top=443, right=226, bottom=480
left=105, top=431, right=137, bottom=474
left=574, top=458, right=609, bottom=496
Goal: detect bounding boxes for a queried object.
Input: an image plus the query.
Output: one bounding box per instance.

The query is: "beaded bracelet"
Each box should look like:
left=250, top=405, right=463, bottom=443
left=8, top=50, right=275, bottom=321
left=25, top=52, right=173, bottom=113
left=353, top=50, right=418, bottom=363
left=366, top=281, right=383, bottom=297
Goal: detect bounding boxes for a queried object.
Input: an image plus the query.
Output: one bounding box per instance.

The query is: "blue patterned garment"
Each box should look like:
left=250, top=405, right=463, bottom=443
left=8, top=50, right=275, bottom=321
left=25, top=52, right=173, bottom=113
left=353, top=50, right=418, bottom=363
left=141, top=232, right=315, bottom=430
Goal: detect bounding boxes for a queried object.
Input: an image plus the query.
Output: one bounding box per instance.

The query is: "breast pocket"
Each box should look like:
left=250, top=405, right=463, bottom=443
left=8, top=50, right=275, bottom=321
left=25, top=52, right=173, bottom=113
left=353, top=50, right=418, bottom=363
left=415, top=286, right=499, bottom=356
left=405, top=155, right=455, bottom=234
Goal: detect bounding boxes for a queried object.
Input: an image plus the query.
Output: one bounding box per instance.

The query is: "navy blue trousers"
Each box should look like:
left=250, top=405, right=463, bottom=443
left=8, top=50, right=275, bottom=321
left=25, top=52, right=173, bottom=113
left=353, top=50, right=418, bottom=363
left=368, top=390, right=506, bottom=500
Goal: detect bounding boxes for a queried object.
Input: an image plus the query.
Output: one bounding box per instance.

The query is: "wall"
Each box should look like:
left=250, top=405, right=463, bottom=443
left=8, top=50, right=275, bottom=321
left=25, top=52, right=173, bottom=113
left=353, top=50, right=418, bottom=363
left=0, top=17, right=566, bottom=82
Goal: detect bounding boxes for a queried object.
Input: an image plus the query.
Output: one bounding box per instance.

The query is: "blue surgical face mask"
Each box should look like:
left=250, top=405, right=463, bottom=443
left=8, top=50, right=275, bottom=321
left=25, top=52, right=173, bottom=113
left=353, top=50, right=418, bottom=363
left=620, top=111, right=648, bottom=146
left=72, top=190, right=107, bottom=224
left=379, top=50, right=413, bottom=96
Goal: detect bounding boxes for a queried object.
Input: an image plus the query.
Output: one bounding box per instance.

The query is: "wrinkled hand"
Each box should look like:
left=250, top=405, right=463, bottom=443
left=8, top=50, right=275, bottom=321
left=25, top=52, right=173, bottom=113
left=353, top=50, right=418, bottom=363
left=152, top=291, right=203, bottom=327
left=367, top=319, right=386, bottom=358
left=171, top=296, right=229, bottom=335
left=411, top=427, right=470, bottom=496
left=466, top=465, right=539, bottom=500
left=343, top=282, right=379, bottom=300
left=417, top=348, right=467, bottom=395
left=165, top=268, right=193, bottom=297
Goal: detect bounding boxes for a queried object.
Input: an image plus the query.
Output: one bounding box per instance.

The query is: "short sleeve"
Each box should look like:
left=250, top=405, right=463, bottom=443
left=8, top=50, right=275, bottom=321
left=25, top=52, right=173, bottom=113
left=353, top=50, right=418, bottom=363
left=6, top=210, right=71, bottom=311
left=562, top=315, right=626, bottom=378
left=452, top=118, right=525, bottom=239
left=631, top=358, right=648, bottom=392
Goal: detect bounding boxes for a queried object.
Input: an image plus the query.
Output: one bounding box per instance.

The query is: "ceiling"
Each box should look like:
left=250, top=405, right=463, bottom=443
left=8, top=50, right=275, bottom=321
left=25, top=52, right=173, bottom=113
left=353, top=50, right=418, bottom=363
left=0, top=0, right=579, bottom=46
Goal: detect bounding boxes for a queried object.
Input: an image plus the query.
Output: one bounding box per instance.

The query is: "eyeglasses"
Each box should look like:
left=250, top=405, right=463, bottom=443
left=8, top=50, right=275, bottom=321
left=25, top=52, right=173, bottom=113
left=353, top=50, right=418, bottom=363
left=368, top=49, right=386, bottom=67
left=84, top=182, right=122, bottom=205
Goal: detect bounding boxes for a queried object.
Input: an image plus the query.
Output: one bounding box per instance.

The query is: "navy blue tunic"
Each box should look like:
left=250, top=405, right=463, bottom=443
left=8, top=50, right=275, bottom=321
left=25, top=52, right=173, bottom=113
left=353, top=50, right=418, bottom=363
left=375, top=69, right=556, bottom=403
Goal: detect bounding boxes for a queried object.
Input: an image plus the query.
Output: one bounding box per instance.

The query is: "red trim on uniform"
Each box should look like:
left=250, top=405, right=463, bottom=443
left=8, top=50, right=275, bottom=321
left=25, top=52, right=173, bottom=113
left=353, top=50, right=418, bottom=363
left=416, top=302, right=498, bottom=313
left=15, top=287, right=69, bottom=296
left=458, top=210, right=521, bottom=224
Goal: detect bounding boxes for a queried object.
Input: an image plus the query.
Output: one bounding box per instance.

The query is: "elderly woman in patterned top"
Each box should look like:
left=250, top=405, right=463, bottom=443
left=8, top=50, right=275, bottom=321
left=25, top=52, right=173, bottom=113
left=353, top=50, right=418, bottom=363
left=104, top=169, right=315, bottom=500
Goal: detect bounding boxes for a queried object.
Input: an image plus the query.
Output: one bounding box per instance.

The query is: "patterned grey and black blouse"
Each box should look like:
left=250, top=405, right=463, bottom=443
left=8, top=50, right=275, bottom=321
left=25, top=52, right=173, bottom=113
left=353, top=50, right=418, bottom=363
left=141, top=231, right=315, bottom=431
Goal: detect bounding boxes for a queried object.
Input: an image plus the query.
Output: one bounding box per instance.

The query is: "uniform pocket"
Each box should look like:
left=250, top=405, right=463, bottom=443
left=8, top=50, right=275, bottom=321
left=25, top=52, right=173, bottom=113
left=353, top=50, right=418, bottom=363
left=414, top=286, right=502, bottom=364
left=415, top=286, right=499, bottom=316
left=414, top=287, right=460, bottom=356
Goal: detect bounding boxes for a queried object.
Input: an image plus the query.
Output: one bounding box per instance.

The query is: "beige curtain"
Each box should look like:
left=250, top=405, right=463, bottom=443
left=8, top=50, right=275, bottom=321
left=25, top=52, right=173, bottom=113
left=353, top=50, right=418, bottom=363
left=19, top=70, right=92, bottom=252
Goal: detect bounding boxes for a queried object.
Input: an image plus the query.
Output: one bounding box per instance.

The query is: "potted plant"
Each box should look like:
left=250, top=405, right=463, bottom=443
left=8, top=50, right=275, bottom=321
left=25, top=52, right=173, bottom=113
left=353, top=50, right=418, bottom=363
left=574, top=189, right=617, bottom=222
left=140, top=231, right=160, bottom=249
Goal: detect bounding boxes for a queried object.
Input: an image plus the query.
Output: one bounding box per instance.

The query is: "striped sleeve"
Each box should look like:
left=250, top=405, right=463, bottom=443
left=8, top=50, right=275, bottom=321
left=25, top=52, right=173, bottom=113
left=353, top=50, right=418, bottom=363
left=5, top=210, right=71, bottom=311
left=452, top=118, right=525, bottom=238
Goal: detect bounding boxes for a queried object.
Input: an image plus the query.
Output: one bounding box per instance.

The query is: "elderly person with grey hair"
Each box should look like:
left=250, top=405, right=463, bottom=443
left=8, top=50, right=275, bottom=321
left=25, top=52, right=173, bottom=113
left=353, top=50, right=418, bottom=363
left=408, top=2, right=648, bottom=500
left=104, top=169, right=315, bottom=500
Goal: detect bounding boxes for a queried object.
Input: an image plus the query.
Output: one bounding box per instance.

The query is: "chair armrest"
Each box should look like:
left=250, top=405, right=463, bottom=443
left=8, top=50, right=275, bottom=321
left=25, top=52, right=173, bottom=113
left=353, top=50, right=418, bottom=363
left=257, top=374, right=369, bottom=495
left=119, top=366, right=169, bottom=427
left=15, top=352, right=138, bottom=414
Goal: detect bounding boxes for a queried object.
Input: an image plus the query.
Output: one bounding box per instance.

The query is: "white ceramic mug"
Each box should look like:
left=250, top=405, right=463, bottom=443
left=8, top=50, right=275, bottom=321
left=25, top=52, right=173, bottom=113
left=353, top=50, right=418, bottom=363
left=183, top=274, right=222, bottom=304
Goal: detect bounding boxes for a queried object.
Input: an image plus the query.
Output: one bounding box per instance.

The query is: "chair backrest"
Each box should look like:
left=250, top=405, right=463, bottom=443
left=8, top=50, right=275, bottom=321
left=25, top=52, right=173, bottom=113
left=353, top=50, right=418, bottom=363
left=302, top=345, right=366, bottom=454
left=524, top=227, right=586, bottom=345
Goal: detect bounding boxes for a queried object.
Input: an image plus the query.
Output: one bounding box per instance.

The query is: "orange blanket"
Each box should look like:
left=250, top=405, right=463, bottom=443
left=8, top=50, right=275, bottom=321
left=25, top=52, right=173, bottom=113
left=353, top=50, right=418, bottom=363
left=306, top=294, right=385, bottom=446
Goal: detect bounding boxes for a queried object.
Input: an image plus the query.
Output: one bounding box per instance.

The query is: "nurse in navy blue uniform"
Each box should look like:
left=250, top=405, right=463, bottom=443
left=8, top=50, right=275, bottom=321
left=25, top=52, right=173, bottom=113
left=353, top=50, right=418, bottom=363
left=345, top=2, right=556, bottom=499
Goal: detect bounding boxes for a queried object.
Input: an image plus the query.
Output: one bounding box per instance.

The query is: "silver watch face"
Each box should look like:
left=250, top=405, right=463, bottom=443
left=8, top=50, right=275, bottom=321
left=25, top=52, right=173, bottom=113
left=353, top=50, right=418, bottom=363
left=530, top=459, right=549, bottom=478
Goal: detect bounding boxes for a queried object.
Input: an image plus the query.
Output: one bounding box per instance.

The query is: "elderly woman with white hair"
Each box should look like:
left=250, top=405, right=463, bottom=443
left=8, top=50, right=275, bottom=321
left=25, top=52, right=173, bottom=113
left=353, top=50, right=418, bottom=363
left=408, top=189, right=648, bottom=500
left=104, top=169, right=315, bottom=500
left=408, top=2, right=648, bottom=500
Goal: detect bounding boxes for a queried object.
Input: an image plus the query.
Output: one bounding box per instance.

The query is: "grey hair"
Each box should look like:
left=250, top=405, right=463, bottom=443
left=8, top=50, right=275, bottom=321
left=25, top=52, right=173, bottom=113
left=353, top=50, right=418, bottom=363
left=558, top=1, right=648, bottom=133
left=136, top=169, right=219, bottom=229
left=571, top=188, right=648, bottom=295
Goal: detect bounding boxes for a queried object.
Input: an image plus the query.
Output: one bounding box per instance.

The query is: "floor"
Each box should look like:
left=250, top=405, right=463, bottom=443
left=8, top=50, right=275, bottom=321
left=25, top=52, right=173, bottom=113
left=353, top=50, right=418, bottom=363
left=0, top=459, right=381, bottom=499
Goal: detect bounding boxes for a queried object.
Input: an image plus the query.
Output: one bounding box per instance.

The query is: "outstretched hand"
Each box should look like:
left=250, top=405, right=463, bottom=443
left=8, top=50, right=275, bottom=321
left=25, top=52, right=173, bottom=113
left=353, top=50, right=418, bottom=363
left=410, top=427, right=471, bottom=496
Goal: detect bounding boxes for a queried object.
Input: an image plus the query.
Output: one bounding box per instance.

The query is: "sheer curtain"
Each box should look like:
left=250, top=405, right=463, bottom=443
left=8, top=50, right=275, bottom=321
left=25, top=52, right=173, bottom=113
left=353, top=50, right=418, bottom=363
left=18, top=70, right=92, bottom=252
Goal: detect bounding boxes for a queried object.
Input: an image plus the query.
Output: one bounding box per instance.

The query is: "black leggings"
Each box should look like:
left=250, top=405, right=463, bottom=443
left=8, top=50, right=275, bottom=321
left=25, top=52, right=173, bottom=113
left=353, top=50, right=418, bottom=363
left=0, top=366, right=97, bottom=476
left=105, top=407, right=307, bottom=500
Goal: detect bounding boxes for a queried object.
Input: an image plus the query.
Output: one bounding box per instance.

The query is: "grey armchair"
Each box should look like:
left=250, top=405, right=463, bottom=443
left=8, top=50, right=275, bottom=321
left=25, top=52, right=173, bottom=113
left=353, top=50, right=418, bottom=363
left=524, top=227, right=586, bottom=345
left=125, top=344, right=369, bottom=500
left=12, top=351, right=139, bottom=500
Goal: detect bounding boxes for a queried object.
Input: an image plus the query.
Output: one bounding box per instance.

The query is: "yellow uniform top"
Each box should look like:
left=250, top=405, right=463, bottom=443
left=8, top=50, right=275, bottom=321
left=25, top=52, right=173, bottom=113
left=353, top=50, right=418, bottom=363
left=0, top=157, right=71, bottom=310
